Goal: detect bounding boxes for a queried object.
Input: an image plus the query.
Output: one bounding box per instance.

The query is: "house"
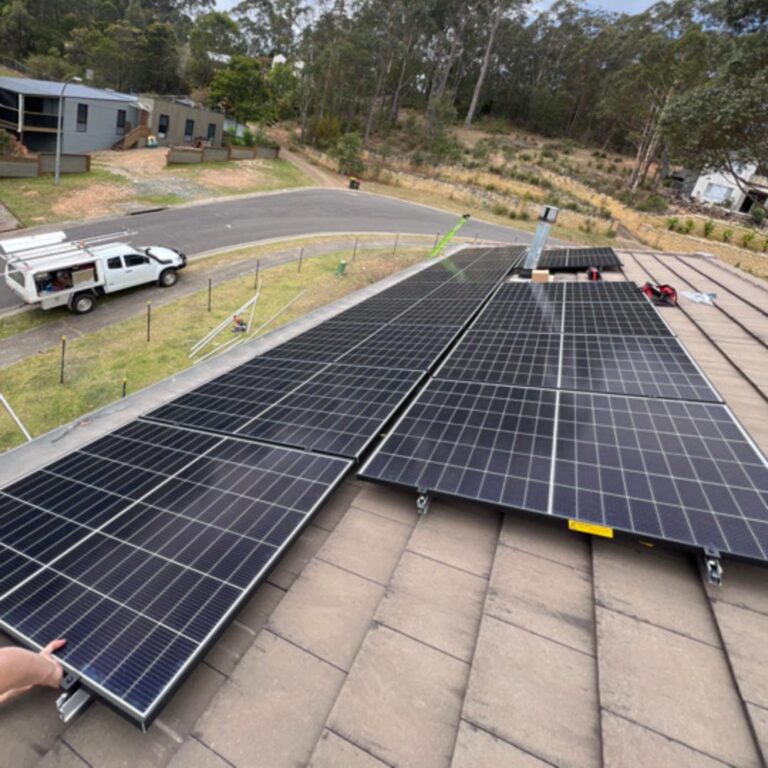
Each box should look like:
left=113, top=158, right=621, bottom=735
left=0, top=76, right=139, bottom=154
left=690, top=162, right=768, bottom=214
left=138, top=96, right=225, bottom=148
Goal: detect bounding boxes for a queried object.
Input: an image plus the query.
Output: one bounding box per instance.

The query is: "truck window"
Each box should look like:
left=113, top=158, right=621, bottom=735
left=107, top=257, right=122, bottom=269
left=124, top=254, right=150, bottom=267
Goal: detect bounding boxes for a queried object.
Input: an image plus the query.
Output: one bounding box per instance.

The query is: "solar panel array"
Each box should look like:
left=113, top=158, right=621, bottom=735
left=0, top=244, right=523, bottom=726
left=537, top=247, right=622, bottom=270
left=362, top=279, right=768, bottom=565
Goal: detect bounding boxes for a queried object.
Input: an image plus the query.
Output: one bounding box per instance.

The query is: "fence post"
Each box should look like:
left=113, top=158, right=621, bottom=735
left=59, top=336, right=66, bottom=384
left=392, top=233, right=399, bottom=257
left=298, top=247, right=304, bottom=273
left=474, top=232, right=479, bottom=244
left=147, top=302, right=151, bottom=342
left=254, top=258, right=260, bottom=289
left=207, top=276, right=212, bottom=311
left=122, top=377, right=127, bottom=398
left=352, top=237, right=359, bottom=262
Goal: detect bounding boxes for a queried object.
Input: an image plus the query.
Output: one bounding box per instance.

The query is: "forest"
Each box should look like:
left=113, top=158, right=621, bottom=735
left=0, top=0, right=766, bottom=187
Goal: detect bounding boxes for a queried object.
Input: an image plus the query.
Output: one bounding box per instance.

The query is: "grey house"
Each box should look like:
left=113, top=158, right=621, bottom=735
left=0, top=76, right=139, bottom=154
left=139, top=96, right=224, bottom=148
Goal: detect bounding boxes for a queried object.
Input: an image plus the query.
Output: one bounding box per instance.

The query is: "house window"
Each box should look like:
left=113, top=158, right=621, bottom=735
left=76, top=104, right=88, bottom=132
left=207, top=123, right=216, bottom=140
left=116, top=109, right=126, bottom=136
left=184, top=118, right=194, bottom=142
left=703, top=183, right=734, bottom=204
left=158, top=113, right=170, bottom=139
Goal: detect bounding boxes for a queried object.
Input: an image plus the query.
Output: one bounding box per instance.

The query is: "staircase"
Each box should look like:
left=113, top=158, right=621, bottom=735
left=111, top=124, right=150, bottom=151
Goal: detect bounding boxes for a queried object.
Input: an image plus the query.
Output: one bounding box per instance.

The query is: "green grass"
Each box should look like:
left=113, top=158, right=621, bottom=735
left=168, top=157, right=308, bottom=194
left=137, top=193, right=187, bottom=207
left=0, top=167, right=128, bottom=226
left=0, top=244, right=429, bottom=452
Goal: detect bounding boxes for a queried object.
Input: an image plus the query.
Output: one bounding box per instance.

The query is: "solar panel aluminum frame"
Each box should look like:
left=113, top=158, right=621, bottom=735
left=0, top=431, right=352, bottom=729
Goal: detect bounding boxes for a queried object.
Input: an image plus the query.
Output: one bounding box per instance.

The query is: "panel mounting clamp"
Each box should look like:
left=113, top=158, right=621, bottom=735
left=416, top=490, right=432, bottom=516
left=704, top=546, right=723, bottom=587
left=56, top=674, right=92, bottom=723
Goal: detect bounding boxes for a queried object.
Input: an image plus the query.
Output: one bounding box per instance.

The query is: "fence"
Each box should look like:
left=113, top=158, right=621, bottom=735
left=166, top=144, right=280, bottom=165
left=0, top=153, right=91, bottom=178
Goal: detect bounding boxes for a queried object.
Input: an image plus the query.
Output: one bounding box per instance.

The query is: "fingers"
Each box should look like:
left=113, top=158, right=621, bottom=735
left=42, top=638, right=67, bottom=655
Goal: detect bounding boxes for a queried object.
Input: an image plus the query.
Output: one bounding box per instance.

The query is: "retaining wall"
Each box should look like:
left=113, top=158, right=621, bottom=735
left=0, top=153, right=90, bottom=177
left=166, top=145, right=280, bottom=165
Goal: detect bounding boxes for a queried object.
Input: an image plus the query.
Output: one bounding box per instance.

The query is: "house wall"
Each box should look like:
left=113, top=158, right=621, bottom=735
left=142, top=98, right=224, bottom=147
left=691, top=163, right=756, bottom=210
left=60, top=99, right=139, bottom=154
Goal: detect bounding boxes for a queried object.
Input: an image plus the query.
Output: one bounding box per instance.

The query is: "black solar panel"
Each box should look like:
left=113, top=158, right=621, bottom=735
left=337, top=324, right=461, bottom=371
left=265, top=321, right=376, bottom=362
left=392, top=299, right=480, bottom=327
left=491, top=282, right=567, bottom=304
left=360, top=380, right=555, bottom=512
left=0, top=421, right=350, bottom=726
left=436, top=331, right=560, bottom=388
left=554, top=392, right=768, bottom=561
left=566, top=247, right=622, bottom=269
left=375, top=281, right=445, bottom=300
left=330, top=299, right=416, bottom=324
left=566, top=282, right=646, bottom=303
left=427, top=282, right=497, bottom=301
left=146, top=357, right=326, bottom=433
left=560, top=336, right=721, bottom=401
left=474, top=300, right=563, bottom=333
left=538, top=251, right=570, bottom=269
left=563, top=301, right=673, bottom=336
left=235, top=365, right=422, bottom=458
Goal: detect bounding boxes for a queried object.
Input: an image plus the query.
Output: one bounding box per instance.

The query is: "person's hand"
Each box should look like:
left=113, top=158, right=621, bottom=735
left=40, top=639, right=66, bottom=688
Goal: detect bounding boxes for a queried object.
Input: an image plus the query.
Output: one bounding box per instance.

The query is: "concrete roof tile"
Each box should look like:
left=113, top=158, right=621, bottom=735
left=463, top=615, right=600, bottom=768
left=328, top=624, right=468, bottom=768
left=310, top=729, right=391, bottom=767
left=166, top=738, right=232, bottom=768
left=268, top=558, right=384, bottom=672
left=451, top=721, right=552, bottom=768
left=499, top=515, right=591, bottom=573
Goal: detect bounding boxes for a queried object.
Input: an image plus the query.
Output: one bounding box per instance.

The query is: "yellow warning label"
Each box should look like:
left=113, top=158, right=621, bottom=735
left=568, top=520, right=614, bottom=538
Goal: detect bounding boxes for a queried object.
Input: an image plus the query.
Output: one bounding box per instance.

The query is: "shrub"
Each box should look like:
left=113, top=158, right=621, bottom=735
left=598, top=206, right=612, bottom=220
left=682, top=219, right=695, bottom=234
left=519, top=210, right=530, bottom=221
left=491, top=203, right=509, bottom=216
left=308, top=114, right=341, bottom=149
left=751, top=205, right=766, bottom=226
left=666, top=217, right=679, bottom=231
left=703, top=220, right=715, bottom=238
left=637, top=195, right=668, bottom=214
left=741, top=230, right=756, bottom=248
left=722, top=228, right=733, bottom=243
left=334, top=132, right=364, bottom=176
left=508, top=209, right=518, bottom=220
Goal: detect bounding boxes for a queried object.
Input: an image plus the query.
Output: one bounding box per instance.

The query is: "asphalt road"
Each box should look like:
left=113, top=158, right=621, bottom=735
left=0, top=188, right=535, bottom=311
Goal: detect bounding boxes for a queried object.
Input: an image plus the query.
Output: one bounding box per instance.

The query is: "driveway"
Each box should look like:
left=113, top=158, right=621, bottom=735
left=0, top=188, right=536, bottom=311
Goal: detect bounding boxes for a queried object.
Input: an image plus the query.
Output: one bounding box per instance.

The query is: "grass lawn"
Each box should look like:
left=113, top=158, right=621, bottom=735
left=0, top=243, right=429, bottom=452
left=166, top=157, right=307, bottom=195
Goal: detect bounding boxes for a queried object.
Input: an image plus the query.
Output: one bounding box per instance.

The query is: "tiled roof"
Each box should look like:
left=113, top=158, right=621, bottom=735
left=0, top=249, right=766, bottom=768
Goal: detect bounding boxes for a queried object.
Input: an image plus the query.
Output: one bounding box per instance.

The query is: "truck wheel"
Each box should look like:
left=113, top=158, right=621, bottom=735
left=71, top=293, right=95, bottom=314
left=159, top=268, right=178, bottom=287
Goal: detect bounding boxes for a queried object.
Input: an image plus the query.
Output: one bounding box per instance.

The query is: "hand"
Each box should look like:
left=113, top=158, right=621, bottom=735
left=40, top=639, right=67, bottom=688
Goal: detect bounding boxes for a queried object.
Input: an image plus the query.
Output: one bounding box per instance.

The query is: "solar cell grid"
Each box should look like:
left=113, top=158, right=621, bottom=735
left=491, top=282, right=567, bottom=303
left=337, top=324, right=461, bottom=371
left=0, top=421, right=351, bottom=723
left=329, top=299, right=415, bottom=324
left=563, top=301, right=673, bottom=336
left=539, top=251, right=570, bottom=269
left=565, top=281, right=645, bottom=303
left=560, top=336, right=721, bottom=401
left=554, top=392, right=768, bottom=561
left=473, top=301, right=563, bottom=333
left=235, top=364, right=422, bottom=458
left=392, top=299, right=480, bottom=327
left=264, top=321, right=376, bottom=362
left=437, top=331, right=561, bottom=388
left=360, top=380, right=556, bottom=512
left=427, top=282, right=497, bottom=301
left=375, top=282, right=445, bottom=299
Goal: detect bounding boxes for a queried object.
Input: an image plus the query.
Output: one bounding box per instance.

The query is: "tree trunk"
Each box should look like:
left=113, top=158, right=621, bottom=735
left=389, top=41, right=412, bottom=126
left=464, top=3, right=502, bottom=128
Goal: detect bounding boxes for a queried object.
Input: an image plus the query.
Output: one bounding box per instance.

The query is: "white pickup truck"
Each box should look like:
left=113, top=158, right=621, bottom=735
left=1, top=231, right=187, bottom=313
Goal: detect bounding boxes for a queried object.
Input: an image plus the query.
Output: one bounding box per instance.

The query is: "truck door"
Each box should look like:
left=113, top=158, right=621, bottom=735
left=121, top=253, right=157, bottom=288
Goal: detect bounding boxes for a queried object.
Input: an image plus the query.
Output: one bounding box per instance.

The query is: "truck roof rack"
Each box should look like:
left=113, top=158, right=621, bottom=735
left=1, top=231, right=135, bottom=266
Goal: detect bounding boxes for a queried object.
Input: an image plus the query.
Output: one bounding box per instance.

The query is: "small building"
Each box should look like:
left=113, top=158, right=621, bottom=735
left=690, top=162, right=768, bottom=214
left=139, top=96, right=225, bottom=148
left=0, top=76, right=139, bottom=154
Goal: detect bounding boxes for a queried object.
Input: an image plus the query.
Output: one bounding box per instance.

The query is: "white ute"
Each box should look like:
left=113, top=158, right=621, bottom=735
left=0, top=231, right=187, bottom=314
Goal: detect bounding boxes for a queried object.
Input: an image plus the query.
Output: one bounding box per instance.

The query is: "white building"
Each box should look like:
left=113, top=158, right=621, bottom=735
left=690, top=162, right=767, bottom=214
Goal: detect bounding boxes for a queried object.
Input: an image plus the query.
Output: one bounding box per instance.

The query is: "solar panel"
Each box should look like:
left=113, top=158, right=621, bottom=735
left=235, top=364, right=422, bottom=458
left=146, top=357, right=327, bottom=433
left=0, top=420, right=350, bottom=726
left=427, top=282, right=497, bottom=301
left=375, top=281, right=447, bottom=300
left=560, top=336, right=721, bottom=401
left=392, top=299, right=481, bottom=327
left=330, top=299, right=416, bottom=324
left=565, top=282, right=646, bottom=303
left=474, top=300, right=563, bottom=333
left=553, top=392, right=768, bottom=561
left=566, top=247, right=622, bottom=269
left=491, top=282, right=567, bottom=304
left=436, top=331, right=560, bottom=388
left=265, top=321, right=376, bottom=362
left=563, top=301, right=673, bottom=336
left=336, top=324, right=461, bottom=371
left=538, top=250, right=570, bottom=269
left=360, top=380, right=555, bottom=512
